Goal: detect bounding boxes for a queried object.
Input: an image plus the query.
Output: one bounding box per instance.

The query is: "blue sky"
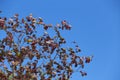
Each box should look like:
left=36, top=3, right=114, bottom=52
left=0, top=0, right=120, bottom=80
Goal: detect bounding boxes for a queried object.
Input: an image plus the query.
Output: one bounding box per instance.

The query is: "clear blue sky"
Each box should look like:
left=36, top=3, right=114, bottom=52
left=0, top=0, right=120, bottom=80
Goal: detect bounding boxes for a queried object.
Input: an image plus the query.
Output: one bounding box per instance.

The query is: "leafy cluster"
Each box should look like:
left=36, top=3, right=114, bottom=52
left=0, top=13, right=93, bottom=80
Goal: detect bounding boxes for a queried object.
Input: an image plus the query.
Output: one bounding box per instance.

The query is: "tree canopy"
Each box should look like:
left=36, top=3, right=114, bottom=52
left=0, top=13, right=93, bottom=80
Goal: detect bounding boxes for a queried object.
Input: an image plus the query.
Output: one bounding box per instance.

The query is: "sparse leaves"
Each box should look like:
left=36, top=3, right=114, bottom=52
left=0, top=13, right=93, bottom=80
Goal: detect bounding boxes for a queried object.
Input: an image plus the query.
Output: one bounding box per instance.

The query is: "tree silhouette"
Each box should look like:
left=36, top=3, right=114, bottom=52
left=0, top=13, right=93, bottom=80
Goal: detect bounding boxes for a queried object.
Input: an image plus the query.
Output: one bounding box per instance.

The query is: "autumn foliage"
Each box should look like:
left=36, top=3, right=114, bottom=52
left=0, top=13, right=93, bottom=80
